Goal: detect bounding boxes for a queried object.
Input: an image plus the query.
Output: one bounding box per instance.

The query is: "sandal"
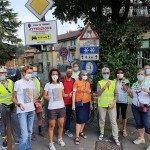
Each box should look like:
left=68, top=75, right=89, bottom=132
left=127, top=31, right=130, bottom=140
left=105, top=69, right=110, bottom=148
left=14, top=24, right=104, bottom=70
left=79, top=132, right=87, bottom=139
left=123, top=130, right=127, bottom=137
left=74, top=137, right=80, bottom=145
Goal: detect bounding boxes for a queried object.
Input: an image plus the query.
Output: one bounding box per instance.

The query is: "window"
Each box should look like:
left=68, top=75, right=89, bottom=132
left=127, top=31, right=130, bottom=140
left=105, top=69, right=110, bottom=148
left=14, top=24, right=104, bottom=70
left=70, top=39, right=75, bottom=46
left=141, top=40, right=149, bottom=49
left=62, top=42, right=67, bottom=48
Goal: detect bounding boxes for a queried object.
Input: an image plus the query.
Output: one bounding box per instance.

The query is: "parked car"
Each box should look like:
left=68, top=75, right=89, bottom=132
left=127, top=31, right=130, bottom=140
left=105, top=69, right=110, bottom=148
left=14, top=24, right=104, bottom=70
left=7, top=68, right=21, bottom=82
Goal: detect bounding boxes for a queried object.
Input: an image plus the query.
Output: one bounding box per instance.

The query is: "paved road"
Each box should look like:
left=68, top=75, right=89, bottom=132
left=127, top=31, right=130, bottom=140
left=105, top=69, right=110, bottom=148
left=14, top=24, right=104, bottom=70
left=0, top=105, right=149, bottom=150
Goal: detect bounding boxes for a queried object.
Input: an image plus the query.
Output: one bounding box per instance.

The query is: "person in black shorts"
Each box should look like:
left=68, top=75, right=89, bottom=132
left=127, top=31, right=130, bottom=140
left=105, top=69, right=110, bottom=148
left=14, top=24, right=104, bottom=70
left=115, top=68, right=130, bottom=137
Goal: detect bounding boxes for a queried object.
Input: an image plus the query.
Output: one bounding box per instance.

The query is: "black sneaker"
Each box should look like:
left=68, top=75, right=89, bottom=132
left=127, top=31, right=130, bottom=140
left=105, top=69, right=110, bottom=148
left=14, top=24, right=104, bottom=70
left=2, top=140, right=7, bottom=148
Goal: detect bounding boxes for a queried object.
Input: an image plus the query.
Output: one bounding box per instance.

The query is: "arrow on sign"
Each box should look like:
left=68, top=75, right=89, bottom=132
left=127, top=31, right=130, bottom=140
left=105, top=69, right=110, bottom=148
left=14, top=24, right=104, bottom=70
left=95, top=55, right=98, bottom=59
left=81, top=55, right=84, bottom=59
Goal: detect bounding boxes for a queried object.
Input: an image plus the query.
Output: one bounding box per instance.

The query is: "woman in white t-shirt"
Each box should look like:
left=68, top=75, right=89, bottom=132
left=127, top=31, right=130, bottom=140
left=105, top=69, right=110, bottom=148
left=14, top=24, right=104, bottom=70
left=12, top=66, right=36, bottom=150
left=44, top=69, right=66, bottom=150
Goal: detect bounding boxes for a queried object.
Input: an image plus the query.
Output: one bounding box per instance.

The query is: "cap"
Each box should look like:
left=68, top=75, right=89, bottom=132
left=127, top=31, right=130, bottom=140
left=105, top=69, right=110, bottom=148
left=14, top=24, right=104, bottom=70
left=102, top=67, right=110, bottom=73
left=0, top=68, right=7, bottom=73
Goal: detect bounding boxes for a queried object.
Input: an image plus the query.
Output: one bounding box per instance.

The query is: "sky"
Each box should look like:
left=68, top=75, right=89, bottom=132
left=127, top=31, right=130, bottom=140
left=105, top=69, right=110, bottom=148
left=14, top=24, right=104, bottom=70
left=9, top=0, right=84, bottom=44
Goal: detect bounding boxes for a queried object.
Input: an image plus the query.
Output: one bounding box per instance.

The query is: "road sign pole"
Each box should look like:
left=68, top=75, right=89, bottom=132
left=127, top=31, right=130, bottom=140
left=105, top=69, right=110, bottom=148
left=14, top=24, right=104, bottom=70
left=41, top=45, right=48, bottom=83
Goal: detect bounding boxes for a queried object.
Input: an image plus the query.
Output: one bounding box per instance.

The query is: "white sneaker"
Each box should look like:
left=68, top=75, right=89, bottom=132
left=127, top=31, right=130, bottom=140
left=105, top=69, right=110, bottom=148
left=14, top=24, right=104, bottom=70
left=98, top=134, right=104, bottom=140
left=133, top=137, right=145, bottom=144
left=114, top=139, right=120, bottom=146
left=58, top=139, right=65, bottom=147
left=49, top=143, right=56, bottom=150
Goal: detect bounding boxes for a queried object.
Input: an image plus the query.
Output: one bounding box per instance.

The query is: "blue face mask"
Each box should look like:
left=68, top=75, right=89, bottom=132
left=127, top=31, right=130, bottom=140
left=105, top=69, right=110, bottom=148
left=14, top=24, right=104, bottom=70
left=0, top=76, right=6, bottom=81
left=137, top=75, right=144, bottom=81
left=74, top=67, right=79, bottom=71
left=145, top=69, right=150, bottom=75
left=32, top=72, right=37, bottom=78
left=102, top=74, right=109, bottom=80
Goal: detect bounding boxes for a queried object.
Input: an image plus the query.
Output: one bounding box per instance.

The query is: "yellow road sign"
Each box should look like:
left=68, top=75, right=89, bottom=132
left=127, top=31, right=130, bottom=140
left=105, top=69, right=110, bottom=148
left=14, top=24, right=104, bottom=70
left=30, top=0, right=49, bottom=15
left=25, top=0, right=54, bottom=20
left=29, top=34, right=52, bottom=41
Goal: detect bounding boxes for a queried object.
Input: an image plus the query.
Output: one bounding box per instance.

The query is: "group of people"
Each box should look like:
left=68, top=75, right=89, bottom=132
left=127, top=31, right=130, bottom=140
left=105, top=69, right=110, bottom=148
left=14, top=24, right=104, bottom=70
left=97, top=65, right=150, bottom=150
left=0, top=63, right=150, bottom=150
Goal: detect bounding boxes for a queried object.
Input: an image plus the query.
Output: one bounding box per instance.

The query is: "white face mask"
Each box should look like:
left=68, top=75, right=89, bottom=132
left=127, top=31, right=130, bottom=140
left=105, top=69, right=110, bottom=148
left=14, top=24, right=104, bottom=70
left=117, top=74, right=124, bottom=79
left=82, top=75, right=88, bottom=80
left=25, top=74, right=32, bottom=80
left=52, top=75, right=58, bottom=82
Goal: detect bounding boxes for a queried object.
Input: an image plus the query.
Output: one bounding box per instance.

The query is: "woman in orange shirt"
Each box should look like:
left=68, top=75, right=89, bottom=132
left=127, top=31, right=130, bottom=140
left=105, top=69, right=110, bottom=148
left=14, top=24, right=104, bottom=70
left=72, top=70, right=92, bottom=145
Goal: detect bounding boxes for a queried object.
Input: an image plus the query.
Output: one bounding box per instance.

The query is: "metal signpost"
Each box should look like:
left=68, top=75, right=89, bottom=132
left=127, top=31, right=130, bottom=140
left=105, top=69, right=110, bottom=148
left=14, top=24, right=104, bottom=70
left=79, top=22, right=99, bottom=75
left=60, top=48, right=68, bottom=64
left=25, top=0, right=56, bottom=84
left=25, top=0, right=56, bottom=123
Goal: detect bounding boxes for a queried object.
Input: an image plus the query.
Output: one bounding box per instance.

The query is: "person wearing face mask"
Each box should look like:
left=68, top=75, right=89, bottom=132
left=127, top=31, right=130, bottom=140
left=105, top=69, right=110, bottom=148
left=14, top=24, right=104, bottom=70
left=62, top=66, right=75, bottom=138
left=0, top=68, right=19, bottom=148
left=72, top=70, right=92, bottom=145
left=115, top=69, right=130, bottom=137
left=97, top=67, right=120, bottom=146
left=129, top=69, right=150, bottom=150
left=44, top=69, right=66, bottom=150
left=72, top=63, right=80, bottom=80
left=12, top=66, right=36, bottom=150
left=144, top=65, right=150, bottom=86
left=32, top=66, right=44, bottom=137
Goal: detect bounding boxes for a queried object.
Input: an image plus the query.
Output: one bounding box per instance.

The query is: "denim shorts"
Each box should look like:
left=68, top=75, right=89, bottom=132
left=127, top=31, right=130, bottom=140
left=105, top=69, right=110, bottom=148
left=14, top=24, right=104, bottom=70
left=132, top=104, right=150, bottom=134
left=48, top=107, right=66, bottom=120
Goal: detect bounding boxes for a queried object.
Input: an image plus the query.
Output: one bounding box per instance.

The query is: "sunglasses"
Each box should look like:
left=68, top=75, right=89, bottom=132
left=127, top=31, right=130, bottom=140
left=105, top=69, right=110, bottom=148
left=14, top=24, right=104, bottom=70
left=103, top=72, right=109, bottom=74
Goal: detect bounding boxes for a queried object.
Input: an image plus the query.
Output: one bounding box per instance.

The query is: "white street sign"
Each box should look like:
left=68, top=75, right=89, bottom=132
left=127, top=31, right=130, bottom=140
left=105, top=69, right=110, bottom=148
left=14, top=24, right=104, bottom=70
left=25, top=0, right=54, bottom=20
left=80, top=54, right=99, bottom=61
left=24, top=20, right=58, bottom=45
left=80, top=40, right=99, bottom=47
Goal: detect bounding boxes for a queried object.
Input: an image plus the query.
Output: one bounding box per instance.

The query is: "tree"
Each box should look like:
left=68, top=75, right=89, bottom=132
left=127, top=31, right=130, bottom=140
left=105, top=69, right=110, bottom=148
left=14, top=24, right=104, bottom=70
left=53, top=0, right=145, bottom=86
left=0, top=0, right=21, bottom=65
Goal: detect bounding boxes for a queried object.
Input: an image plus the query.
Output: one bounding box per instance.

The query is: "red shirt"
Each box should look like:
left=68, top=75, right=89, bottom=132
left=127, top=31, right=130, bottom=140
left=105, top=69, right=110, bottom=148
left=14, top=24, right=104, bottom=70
left=63, top=76, right=74, bottom=105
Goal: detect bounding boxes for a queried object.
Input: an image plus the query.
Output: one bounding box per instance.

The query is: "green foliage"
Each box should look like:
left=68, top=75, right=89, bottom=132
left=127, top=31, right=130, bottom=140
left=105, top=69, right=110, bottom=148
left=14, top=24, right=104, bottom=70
left=53, top=0, right=131, bottom=25
left=0, top=0, right=21, bottom=65
left=92, top=20, right=143, bottom=89
left=52, top=0, right=144, bottom=88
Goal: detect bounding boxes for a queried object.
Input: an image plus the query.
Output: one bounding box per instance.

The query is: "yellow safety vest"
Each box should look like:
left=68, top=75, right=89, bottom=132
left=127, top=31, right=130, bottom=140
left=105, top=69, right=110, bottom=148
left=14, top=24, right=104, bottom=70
left=98, top=80, right=115, bottom=107
left=35, top=77, right=41, bottom=96
left=0, top=79, right=13, bottom=105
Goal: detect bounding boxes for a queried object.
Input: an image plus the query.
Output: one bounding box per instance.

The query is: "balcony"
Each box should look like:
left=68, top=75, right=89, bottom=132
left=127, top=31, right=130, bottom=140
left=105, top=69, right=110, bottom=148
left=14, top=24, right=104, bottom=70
left=69, top=45, right=76, bottom=51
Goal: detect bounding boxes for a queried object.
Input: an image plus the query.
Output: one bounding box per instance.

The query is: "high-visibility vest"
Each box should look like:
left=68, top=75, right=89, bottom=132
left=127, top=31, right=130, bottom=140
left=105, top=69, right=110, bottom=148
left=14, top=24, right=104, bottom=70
left=35, top=77, right=41, bottom=96
left=0, top=79, right=13, bottom=105
left=98, top=80, right=115, bottom=107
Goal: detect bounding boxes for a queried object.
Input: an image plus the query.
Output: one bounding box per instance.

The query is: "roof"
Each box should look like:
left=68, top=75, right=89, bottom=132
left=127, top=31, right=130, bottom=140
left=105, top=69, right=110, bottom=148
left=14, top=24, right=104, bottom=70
left=58, top=30, right=82, bottom=41
left=24, top=49, right=35, bottom=53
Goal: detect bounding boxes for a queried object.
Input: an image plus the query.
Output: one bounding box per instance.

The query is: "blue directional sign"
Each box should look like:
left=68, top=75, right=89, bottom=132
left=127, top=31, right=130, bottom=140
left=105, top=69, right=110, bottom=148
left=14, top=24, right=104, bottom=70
left=80, top=47, right=99, bottom=54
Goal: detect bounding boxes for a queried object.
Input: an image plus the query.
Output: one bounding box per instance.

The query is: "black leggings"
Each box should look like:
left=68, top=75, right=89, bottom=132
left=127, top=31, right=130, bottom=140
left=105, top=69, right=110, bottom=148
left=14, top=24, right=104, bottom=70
left=116, top=103, right=128, bottom=119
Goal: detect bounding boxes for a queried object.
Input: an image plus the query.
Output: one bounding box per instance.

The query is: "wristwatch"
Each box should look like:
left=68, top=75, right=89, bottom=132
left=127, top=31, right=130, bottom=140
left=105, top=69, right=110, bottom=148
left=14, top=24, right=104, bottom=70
left=18, top=103, right=21, bottom=107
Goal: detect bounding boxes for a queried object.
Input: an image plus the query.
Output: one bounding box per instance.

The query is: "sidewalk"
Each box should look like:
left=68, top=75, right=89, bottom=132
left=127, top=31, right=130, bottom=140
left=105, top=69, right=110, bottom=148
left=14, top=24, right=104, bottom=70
left=0, top=105, right=149, bottom=150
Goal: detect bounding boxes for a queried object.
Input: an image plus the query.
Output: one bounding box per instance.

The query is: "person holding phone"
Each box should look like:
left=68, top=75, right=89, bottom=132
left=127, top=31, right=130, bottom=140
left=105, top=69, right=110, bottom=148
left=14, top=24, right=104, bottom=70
left=129, top=69, right=150, bottom=150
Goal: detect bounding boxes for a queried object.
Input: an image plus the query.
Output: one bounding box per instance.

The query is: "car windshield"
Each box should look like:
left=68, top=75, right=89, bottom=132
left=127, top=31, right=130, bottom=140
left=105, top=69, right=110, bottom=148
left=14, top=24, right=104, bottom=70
left=7, top=69, right=16, bottom=76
